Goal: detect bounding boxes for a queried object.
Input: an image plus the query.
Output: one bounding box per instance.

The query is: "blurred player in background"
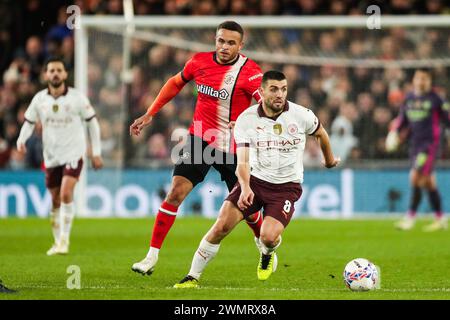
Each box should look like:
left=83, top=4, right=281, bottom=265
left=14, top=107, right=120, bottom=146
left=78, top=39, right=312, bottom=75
left=17, top=57, right=103, bottom=255
left=174, top=71, right=339, bottom=287
left=386, top=68, right=450, bottom=231
left=129, top=21, right=265, bottom=276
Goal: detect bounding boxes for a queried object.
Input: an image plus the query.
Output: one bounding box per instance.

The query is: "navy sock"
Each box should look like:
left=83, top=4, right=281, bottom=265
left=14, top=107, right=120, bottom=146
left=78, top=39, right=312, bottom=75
left=410, top=187, right=422, bottom=212
left=428, top=189, right=442, bottom=216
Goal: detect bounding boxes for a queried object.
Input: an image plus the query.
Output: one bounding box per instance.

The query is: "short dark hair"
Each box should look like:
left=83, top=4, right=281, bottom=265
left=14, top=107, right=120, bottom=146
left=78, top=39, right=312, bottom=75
left=217, top=21, right=244, bottom=38
left=262, top=70, right=286, bottom=85
left=45, top=57, right=67, bottom=71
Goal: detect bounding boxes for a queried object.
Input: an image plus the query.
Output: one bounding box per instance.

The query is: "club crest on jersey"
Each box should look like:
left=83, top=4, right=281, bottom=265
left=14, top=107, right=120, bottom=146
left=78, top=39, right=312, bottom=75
left=52, top=104, right=59, bottom=113
left=224, top=74, right=235, bottom=85
left=288, top=124, right=298, bottom=135
left=197, top=84, right=229, bottom=100
left=273, top=124, right=282, bottom=135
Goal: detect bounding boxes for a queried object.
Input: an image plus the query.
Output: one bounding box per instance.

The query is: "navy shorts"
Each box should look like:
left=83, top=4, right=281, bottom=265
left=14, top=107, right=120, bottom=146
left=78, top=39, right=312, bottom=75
left=173, top=134, right=237, bottom=191
left=410, top=145, right=438, bottom=176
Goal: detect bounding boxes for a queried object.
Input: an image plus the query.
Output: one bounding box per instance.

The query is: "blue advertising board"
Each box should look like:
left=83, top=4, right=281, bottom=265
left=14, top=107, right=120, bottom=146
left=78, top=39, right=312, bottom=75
left=1, top=169, right=449, bottom=218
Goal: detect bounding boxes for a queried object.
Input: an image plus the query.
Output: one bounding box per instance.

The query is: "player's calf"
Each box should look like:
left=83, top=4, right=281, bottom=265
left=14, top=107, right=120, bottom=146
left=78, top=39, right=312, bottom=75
left=207, top=220, right=233, bottom=243
left=165, top=177, right=192, bottom=207
left=206, top=200, right=243, bottom=243
left=245, top=211, right=263, bottom=237
left=132, top=201, right=179, bottom=276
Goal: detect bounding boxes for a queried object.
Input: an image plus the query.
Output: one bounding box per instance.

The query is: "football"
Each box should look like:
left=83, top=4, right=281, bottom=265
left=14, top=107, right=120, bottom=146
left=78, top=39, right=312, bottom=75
left=343, top=258, right=379, bottom=291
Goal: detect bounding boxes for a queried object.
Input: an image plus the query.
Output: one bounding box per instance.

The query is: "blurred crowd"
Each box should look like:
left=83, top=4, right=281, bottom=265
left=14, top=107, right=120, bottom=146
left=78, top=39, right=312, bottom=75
left=50, top=0, right=450, bottom=16
left=1, top=0, right=450, bottom=169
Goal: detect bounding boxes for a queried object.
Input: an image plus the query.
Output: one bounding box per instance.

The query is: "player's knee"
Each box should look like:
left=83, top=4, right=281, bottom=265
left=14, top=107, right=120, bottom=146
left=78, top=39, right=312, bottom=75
left=210, top=221, right=231, bottom=240
left=165, top=190, right=184, bottom=207
left=260, top=232, right=279, bottom=248
left=60, top=190, right=73, bottom=203
left=424, top=177, right=435, bottom=190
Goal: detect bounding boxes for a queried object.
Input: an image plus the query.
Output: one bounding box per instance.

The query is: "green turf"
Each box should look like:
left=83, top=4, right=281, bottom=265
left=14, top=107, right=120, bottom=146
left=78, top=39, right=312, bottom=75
left=0, top=217, right=449, bottom=300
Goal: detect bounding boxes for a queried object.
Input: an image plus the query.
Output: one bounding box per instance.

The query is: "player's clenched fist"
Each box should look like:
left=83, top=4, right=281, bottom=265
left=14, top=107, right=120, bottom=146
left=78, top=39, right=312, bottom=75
left=17, top=143, right=27, bottom=154
left=91, top=156, right=104, bottom=170
left=130, top=114, right=153, bottom=136
left=323, top=156, right=340, bottom=169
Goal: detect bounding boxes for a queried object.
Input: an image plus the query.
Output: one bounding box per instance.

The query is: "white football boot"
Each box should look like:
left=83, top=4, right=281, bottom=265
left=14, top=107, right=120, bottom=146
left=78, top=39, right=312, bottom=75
left=423, top=217, right=448, bottom=232
left=395, top=216, right=416, bottom=231
left=46, top=239, right=69, bottom=255
left=46, top=243, right=60, bottom=256
left=56, top=239, right=69, bottom=255
left=132, top=251, right=158, bottom=276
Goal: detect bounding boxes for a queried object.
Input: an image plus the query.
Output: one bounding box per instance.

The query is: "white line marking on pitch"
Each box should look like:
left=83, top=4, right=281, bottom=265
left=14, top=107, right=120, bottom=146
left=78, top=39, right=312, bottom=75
left=12, top=284, right=450, bottom=293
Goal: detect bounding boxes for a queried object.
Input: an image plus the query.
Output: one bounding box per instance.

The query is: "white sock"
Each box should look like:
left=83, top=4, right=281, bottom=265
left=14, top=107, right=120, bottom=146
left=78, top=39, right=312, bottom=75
left=259, top=236, right=282, bottom=255
left=50, top=208, right=60, bottom=243
left=60, top=202, right=75, bottom=243
left=188, top=238, right=220, bottom=280
left=146, top=247, right=160, bottom=261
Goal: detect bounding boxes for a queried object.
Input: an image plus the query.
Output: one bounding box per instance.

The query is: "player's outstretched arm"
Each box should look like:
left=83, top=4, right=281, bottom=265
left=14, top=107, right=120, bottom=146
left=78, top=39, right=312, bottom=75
left=313, top=124, right=340, bottom=168
left=235, top=146, right=254, bottom=210
left=130, top=72, right=187, bottom=136
left=16, top=120, right=36, bottom=154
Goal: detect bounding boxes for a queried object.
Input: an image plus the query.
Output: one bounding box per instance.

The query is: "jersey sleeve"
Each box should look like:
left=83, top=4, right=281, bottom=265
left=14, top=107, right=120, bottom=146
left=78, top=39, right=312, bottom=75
left=438, top=97, right=450, bottom=127
left=24, top=94, right=40, bottom=123
left=245, top=63, right=263, bottom=102
left=181, top=55, right=196, bottom=83
left=392, top=102, right=409, bottom=131
left=79, top=93, right=96, bottom=120
left=305, top=109, right=320, bottom=135
left=234, top=114, right=251, bottom=147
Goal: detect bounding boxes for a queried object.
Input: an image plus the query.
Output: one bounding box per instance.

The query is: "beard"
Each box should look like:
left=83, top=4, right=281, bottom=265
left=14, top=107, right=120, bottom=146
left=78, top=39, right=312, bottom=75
left=49, top=79, right=64, bottom=88
left=265, top=99, right=285, bottom=113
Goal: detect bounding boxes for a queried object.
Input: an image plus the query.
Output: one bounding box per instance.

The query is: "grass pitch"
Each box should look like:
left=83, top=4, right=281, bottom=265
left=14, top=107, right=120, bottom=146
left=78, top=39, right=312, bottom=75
left=0, top=217, right=449, bottom=300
